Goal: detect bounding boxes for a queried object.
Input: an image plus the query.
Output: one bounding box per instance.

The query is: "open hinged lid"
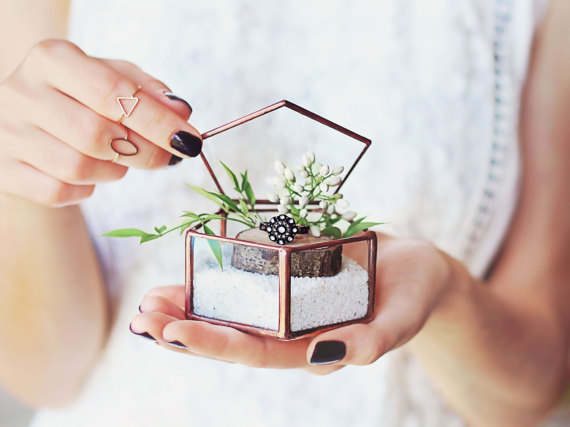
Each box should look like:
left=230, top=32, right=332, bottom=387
left=197, top=100, right=371, bottom=199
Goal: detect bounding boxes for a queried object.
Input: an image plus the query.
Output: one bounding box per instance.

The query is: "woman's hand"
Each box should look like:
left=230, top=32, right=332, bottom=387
left=131, top=234, right=456, bottom=375
left=0, top=38, right=201, bottom=207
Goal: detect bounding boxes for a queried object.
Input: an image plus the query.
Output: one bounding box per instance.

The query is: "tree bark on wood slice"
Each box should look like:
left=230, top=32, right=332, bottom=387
left=231, top=228, right=342, bottom=277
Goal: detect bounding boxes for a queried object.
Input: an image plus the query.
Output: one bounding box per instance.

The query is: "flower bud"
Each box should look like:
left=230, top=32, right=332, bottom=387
left=284, top=168, right=295, bottom=181
left=319, top=165, right=330, bottom=176
left=277, top=188, right=290, bottom=198
left=277, top=205, right=289, bottom=214
left=293, top=183, right=304, bottom=193
left=335, top=199, right=350, bottom=213
left=274, top=161, right=286, bottom=174
left=271, top=176, right=286, bottom=188
left=299, top=169, right=309, bottom=178
left=267, top=192, right=279, bottom=203
left=310, top=225, right=321, bottom=237
left=299, top=208, right=308, bottom=218
left=279, top=196, right=291, bottom=205
left=306, top=151, right=315, bottom=163
left=342, top=211, right=357, bottom=221
left=319, top=201, right=328, bottom=210
left=332, top=165, right=344, bottom=175
left=326, top=204, right=335, bottom=214
left=298, top=196, right=309, bottom=208
left=319, top=182, right=329, bottom=193
left=327, top=176, right=342, bottom=186
left=301, top=154, right=311, bottom=167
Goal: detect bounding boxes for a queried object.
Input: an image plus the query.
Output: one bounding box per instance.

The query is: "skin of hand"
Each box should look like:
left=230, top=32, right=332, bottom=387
left=0, top=38, right=201, bottom=206
left=131, top=234, right=454, bottom=375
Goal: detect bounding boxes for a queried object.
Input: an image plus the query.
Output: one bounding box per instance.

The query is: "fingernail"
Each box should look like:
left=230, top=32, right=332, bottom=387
left=129, top=323, right=157, bottom=343
left=170, top=131, right=202, bottom=158
left=168, top=154, right=183, bottom=166
left=167, top=340, right=187, bottom=349
left=310, top=340, right=346, bottom=365
left=138, top=305, right=143, bottom=313
left=163, top=91, right=192, bottom=112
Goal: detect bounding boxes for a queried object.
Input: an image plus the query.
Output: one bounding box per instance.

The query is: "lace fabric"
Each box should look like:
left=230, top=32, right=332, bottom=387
left=30, top=1, right=567, bottom=426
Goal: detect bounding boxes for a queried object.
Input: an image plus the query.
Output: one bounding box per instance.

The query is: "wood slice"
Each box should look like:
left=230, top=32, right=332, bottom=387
left=231, top=228, right=342, bottom=278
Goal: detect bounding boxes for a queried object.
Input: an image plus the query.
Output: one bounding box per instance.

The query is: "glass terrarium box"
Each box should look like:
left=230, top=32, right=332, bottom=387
left=183, top=101, right=378, bottom=340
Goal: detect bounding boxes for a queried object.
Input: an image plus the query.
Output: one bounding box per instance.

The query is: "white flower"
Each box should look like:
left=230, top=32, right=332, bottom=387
left=298, top=196, right=309, bottom=208
left=310, top=225, right=321, bottom=237
left=274, top=161, right=286, bottom=174
left=301, top=154, right=311, bottom=167
left=335, top=199, right=350, bottom=213
left=342, top=211, right=357, bottom=221
left=299, top=208, right=308, bottom=218
left=319, top=182, right=329, bottom=193
left=327, top=176, right=342, bottom=186
left=271, top=176, right=286, bottom=188
left=332, top=165, right=344, bottom=175
left=284, top=168, right=295, bottom=181
left=267, top=192, right=279, bottom=203
left=306, top=151, right=315, bottom=163
left=277, top=188, right=290, bottom=198
left=279, top=196, right=291, bottom=205
left=326, top=204, right=335, bottom=214
left=277, top=205, right=289, bottom=214
left=293, top=183, right=304, bottom=193
left=319, top=165, right=330, bottom=176
left=319, top=201, right=328, bottom=210
left=299, top=169, right=309, bottom=178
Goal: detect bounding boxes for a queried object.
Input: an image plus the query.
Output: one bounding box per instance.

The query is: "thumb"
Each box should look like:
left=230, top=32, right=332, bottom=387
left=306, top=323, right=390, bottom=366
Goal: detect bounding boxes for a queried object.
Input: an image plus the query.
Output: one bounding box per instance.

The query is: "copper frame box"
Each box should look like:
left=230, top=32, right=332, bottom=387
left=184, top=100, right=377, bottom=340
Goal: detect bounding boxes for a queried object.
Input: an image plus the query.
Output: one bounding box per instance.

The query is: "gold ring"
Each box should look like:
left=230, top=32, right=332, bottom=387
left=109, top=129, right=138, bottom=163
left=116, top=85, right=141, bottom=123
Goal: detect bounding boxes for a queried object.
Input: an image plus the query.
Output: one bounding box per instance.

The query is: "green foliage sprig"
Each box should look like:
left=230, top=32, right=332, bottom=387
left=104, top=153, right=382, bottom=269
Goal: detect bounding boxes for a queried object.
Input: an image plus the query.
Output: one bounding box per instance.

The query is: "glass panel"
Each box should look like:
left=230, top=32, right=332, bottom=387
left=191, top=236, right=280, bottom=331
left=289, top=239, right=371, bottom=332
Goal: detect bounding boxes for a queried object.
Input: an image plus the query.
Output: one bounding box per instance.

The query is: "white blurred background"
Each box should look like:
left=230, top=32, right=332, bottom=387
left=0, top=386, right=32, bottom=427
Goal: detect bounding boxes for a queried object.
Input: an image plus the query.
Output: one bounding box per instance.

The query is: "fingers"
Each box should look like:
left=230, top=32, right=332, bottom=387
left=28, top=40, right=202, bottom=159
left=161, top=320, right=310, bottom=369
left=145, top=285, right=186, bottom=308
left=27, top=86, right=172, bottom=169
left=101, top=59, right=192, bottom=121
left=0, top=159, right=95, bottom=207
left=139, top=295, right=185, bottom=320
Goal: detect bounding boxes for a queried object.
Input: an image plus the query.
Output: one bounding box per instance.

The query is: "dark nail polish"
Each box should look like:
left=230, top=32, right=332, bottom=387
left=129, top=323, right=157, bottom=342
left=310, top=340, right=346, bottom=365
left=170, top=131, right=202, bottom=158
left=168, top=155, right=183, bottom=166
left=138, top=305, right=143, bottom=313
left=167, top=340, right=187, bottom=349
left=164, top=92, right=192, bottom=112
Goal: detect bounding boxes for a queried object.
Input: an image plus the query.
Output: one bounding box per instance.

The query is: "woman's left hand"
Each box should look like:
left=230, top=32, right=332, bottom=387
left=130, top=233, right=456, bottom=375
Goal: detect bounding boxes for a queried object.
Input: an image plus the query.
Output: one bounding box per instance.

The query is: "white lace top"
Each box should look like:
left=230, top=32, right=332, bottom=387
left=32, top=0, right=569, bottom=426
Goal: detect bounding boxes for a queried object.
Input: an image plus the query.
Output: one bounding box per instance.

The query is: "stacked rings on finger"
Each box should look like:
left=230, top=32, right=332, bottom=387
left=110, top=85, right=141, bottom=163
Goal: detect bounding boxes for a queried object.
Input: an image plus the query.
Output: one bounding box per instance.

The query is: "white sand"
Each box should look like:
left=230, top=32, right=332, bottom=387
left=192, top=241, right=369, bottom=332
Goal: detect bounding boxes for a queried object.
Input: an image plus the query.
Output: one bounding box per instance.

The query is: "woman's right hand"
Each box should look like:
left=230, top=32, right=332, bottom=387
left=0, top=38, right=202, bottom=207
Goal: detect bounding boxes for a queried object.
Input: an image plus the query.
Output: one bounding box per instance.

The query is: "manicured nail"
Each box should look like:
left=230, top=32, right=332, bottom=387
left=170, top=131, right=202, bottom=158
left=163, top=91, right=192, bottom=112
left=168, top=154, right=183, bottom=166
left=129, top=323, right=157, bottom=342
left=167, top=340, right=187, bottom=349
left=310, top=340, right=346, bottom=365
left=138, top=305, right=143, bottom=313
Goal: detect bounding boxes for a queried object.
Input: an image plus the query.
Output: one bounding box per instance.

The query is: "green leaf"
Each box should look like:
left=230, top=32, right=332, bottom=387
left=220, top=161, right=240, bottom=192
left=244, top=181, right=255, bottom=207
left=154, top=225, right=167, bottom=234
left=343, top=220, right=384, bottom=238
left=239, top=198, right=249, bottom=215
left=140, top=233, right=162, bottom=243
left=181, top=211, right=200, bottom=220
left=102, top=228, right=148, bottom=238
left=321, top=226, right=342, bottom=238
left=202, top=224, right=223, bottom=270
left=240, top=171, right=248, bottom=192
left=187, top=185, right=240, bottom=213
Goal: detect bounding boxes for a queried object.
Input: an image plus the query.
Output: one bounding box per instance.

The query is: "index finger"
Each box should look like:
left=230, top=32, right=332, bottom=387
left=36, top=41, right=202, bottom=159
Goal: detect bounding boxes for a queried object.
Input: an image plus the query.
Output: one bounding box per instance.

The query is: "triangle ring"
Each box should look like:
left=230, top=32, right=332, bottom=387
left=116, top=85, right=141, bottom=123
